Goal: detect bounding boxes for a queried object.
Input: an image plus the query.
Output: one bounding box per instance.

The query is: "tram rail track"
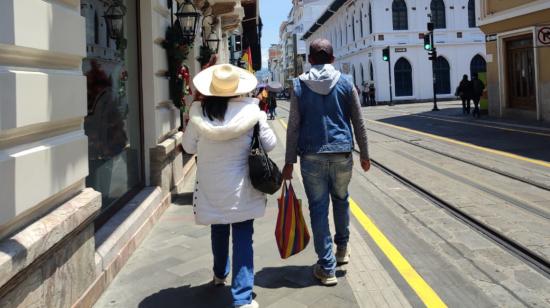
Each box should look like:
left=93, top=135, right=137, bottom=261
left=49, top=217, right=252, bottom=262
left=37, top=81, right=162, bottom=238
left=367, top=126, right=550, bottom=192
left=355, top=150, right=550, bottom=278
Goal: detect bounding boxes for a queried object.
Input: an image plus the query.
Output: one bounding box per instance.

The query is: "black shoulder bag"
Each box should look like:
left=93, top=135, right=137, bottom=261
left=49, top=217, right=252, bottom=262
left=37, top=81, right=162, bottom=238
left=249, top=123, right=283, bottom=194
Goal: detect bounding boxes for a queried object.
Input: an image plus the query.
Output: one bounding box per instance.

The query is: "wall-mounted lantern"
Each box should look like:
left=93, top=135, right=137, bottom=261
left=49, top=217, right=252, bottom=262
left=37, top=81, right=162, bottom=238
left=175, top=0, right=201, bottom=42
left=104, top=1, right=126, bottom=41
left=205, top=31, right=221, bottom=53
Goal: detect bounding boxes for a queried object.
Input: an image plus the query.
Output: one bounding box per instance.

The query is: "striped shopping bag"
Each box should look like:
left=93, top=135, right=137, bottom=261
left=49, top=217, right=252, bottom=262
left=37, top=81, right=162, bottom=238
left=275, top=181, right=310, bottom=259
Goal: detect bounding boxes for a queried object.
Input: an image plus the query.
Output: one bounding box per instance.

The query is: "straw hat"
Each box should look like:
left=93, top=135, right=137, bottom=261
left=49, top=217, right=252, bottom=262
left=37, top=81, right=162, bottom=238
left=193, top=64, right=258, bottom=97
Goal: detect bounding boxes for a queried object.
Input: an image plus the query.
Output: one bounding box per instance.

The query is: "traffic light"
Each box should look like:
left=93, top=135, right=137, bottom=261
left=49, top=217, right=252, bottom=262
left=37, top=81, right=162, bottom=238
left=428, top=48, right=437, bottom=61
left=424, top=34, right=432, bottom=50
left=382, top=47, right=390, bottom=62
left=427, top=22, right=434, bottom=32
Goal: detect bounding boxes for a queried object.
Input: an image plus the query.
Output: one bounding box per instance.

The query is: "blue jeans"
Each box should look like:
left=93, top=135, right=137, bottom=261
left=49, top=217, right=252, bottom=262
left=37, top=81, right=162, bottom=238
left=211, top=220, right=254, bottom=307
left=300, top=154, right=353, bottom=276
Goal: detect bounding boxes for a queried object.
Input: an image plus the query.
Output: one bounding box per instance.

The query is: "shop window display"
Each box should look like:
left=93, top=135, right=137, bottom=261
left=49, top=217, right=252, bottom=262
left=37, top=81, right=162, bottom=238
left=81, top=0, right=143, bottom=211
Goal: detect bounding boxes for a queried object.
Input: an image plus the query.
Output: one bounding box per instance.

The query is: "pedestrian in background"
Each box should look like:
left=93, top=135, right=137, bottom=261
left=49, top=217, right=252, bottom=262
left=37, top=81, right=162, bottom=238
left=471, top=73, right=485, bottom=118
left=369, top=83, right=376, bottom=106
left=182, top=64, right=277, bottom=308
left=457, top=74, right=473, bottom=115
left=257, top=87, right=269, bottom=113
left=282, top=38, right=370, bottom=286
left=362, top=82, right=369, bottom=106
left=268, top=91, right=277, bottom=120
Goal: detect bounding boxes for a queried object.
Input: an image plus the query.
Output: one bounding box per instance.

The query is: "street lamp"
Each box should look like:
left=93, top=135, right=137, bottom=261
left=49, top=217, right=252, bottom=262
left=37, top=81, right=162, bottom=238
left=205, top=31, right=221, bottom=53
left=176, top=0, right=201, bottom=42
left=104, top=1, right=126, bottom=40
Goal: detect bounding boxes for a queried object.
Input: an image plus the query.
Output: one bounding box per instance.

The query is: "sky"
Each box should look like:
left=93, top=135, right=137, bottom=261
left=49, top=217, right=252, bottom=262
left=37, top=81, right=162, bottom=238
left=259, top=0, right=293, bottom=69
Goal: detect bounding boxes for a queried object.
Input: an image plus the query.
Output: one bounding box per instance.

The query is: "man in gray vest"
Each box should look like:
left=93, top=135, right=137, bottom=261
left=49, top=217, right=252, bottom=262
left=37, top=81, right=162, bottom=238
left=282, top=39, right=370, bottom=286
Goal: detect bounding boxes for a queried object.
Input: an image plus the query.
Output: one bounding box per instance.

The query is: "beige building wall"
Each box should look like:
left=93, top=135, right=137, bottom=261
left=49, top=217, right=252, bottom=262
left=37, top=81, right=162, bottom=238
left=479, top=0, right=550, bottom=122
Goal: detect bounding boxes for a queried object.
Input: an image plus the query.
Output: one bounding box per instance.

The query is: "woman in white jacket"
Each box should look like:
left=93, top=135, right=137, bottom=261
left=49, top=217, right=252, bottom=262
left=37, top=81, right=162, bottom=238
left=182, top=64, right=276, bottom=308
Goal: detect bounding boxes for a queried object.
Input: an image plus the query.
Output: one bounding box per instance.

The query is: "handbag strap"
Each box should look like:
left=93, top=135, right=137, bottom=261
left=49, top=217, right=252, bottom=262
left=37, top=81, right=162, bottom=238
left=250, top=122, right=265, bottom=152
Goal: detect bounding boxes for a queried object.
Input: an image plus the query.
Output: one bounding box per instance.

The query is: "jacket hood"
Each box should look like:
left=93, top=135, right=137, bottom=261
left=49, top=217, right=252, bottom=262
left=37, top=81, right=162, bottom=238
left=189, top=97, right=266, bottom=141
left=298, top=64, right=342, bottom=95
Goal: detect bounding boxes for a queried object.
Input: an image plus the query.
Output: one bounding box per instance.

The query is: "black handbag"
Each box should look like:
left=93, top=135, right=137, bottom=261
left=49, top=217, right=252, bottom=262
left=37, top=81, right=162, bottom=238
left=249, top=123, right=283, bottom=194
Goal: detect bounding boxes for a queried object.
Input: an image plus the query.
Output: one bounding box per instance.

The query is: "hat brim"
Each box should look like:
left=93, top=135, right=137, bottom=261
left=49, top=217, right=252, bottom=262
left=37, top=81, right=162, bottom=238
left=193, top=64, right=258, bottom=97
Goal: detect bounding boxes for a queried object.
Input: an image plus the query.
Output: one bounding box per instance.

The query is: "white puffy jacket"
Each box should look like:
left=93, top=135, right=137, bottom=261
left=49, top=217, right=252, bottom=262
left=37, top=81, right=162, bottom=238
left=182, top=97, right=277, bottom=225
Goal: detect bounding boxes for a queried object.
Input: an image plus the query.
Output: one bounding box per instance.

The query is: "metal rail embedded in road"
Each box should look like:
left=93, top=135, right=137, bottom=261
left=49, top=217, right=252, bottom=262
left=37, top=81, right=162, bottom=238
left=358, top=151, right=550, bottom=278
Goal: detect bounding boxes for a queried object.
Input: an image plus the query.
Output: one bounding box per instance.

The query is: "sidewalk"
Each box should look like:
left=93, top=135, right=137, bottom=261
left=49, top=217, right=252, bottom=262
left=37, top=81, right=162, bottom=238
left=93, top=121, right=410, bottom=308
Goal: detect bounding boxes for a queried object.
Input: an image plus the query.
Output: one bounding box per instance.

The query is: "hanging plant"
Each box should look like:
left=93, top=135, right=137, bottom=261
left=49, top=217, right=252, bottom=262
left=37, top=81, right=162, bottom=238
left=163, top=20, right=192, bottom=110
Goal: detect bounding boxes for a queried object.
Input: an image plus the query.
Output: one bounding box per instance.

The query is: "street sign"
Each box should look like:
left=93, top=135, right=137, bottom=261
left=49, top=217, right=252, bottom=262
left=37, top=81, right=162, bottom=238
left=395, top=48, right=407, bottom=53
left=536, top=26, right=550, bottom=47
left=486, top=34, right=497, bottom=42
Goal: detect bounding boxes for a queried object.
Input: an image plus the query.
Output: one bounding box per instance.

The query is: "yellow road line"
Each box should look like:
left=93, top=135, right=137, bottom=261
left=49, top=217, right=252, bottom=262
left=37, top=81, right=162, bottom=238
left=369, top=119, right=550, bottom=168
left=350, top=198, right=447, bottom=308
left=409, top=114, right=550, bottom=137
left=278, top=117, right=446, bottom=307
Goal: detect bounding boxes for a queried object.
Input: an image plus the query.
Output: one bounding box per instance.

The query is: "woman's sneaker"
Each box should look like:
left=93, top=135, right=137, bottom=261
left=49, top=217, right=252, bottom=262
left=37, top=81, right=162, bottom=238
left=313, top=264, right=338, bottom=286
left=212, top=275, right=226, bottom=287
left=336, top=246, right=350, bottom=265
left=236, top=300, right=259, bottom=308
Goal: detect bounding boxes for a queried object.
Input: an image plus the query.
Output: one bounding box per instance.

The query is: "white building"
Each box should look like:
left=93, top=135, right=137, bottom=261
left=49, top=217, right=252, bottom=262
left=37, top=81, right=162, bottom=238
left=272, top=0, right=331, bottom=87
left=303, top=0, right=487, bottom=103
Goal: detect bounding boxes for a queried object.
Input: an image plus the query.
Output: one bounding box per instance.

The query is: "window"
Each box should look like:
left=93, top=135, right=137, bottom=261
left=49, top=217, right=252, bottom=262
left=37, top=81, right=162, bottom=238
left=94, top=12, right=99, bottom=44
left=434, top=56, right=451, bottom=94
left=392, top=0, right=408, bottom=30
left=395, top=58, right=413, bottom=96
left=470, top=54, right=486, bottom=78
left=430, top=0, right=446, bottom=29
left=369, top=61, right=374, bottom=81
left=359, top=10, right=364, bottom=37
left=468, top=0, right=476, bottom=28
left=352, top=15, right=356, bottom=41
left=82, top=0, right=144, bottom=215
left=368, top=4, right=373, bottom=34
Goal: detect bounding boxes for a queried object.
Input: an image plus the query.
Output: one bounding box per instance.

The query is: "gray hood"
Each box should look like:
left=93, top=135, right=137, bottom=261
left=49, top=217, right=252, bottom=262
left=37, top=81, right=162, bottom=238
left=298, top=64, right=341, bottom=95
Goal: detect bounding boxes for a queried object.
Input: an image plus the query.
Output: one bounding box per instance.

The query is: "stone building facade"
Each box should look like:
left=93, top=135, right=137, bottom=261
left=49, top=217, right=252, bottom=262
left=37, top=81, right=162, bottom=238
left=478, top=0, right=550, bottom=122
left=0, top=0, right=256, bottom=306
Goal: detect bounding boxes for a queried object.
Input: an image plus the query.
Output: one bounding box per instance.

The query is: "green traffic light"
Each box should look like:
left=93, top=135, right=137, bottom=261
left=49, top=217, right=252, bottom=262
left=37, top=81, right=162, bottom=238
left=424, top=43, right=431, bottom=50
left=383, top=56, right=388, bottom=61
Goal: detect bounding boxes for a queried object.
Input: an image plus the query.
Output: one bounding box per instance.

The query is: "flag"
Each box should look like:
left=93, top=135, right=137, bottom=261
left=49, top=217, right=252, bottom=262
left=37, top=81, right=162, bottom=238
left=241, top=47, right=253, bottom=73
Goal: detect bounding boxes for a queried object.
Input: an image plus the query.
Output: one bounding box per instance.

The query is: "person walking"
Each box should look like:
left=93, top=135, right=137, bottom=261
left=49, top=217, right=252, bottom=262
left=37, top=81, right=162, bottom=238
left=268, top=91, right=277, bottom=120
left=471, top=73, right=485, bottom=118
left=457, top=74, right=473, bottom=115
left=282, top=39, right=370, bottom=286
left=182, top=64, right=277, bottom=308
left=369, top=83, right=376, bottom=106
left=362, top=83, right=370, bottom=106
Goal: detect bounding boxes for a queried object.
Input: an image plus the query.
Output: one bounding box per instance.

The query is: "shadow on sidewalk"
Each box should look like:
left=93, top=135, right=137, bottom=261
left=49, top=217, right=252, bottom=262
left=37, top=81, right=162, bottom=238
left=255, top=266, right=347, bottom=289
left=138, top=283, right=232, bottom=308
left=172, top=192, right=193, bottom=206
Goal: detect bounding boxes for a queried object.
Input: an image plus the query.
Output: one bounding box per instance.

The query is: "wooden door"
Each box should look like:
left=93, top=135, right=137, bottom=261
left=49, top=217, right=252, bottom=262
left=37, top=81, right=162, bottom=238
left=506, top=35, right=536, bottom=110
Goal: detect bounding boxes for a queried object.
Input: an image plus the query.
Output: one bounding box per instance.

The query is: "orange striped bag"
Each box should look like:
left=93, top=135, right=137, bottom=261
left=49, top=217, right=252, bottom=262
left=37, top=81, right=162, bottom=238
left=275, top=181, right=310, bottom=259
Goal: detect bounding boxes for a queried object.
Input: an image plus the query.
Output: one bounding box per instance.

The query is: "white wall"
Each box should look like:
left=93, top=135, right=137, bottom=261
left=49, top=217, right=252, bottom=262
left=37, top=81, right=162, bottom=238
left=0, top=0, right=88, bottom=229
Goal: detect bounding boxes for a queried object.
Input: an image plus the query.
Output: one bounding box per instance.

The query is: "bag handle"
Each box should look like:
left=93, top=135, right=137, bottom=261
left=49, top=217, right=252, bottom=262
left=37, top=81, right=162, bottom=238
left=279, top=180, right=289, bottom=199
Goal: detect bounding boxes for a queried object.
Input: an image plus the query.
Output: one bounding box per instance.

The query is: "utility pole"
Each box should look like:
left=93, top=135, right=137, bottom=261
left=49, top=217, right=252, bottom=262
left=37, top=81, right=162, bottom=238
left=425, top=22, right=439, bottom=111
left=382, top=46, right=393, bottom=106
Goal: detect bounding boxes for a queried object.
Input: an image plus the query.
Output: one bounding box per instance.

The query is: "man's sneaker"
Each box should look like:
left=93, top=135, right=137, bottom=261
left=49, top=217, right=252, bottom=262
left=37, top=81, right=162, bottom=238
left=336, top=246, right=350, bottom=265
left=313, top=264, right=338, bottom=286
left=236, top=300, right=259, bottom=308
left=212, top=275, right=226, bottom=287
